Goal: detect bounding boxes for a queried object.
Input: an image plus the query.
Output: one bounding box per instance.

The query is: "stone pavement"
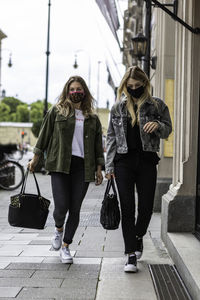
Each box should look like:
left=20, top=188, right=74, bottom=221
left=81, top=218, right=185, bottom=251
left=0, top=171, right=173, bottom=300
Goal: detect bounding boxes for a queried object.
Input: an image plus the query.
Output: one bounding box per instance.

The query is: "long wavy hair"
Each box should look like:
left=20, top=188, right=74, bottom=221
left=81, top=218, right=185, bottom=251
left=56, top=76, right=94, bottom=117
left=117, top=66, right=156, bottom=126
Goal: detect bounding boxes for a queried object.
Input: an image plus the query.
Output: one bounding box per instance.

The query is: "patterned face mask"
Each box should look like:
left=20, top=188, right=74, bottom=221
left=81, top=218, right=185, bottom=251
left=69, top=91, right=85, bottom=103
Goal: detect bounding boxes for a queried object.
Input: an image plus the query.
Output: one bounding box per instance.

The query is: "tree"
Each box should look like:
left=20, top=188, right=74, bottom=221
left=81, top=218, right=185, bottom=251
left=16, top=105, right=29, bottom=122
left=2, top=97, right=24, bottom=114
left=0, top=103, right=11, bottom=121
left=0, top=96, right=52, bottom=137
left=30, top=100, right=44, bottom=123
left=30, top=100, right=52, bottom=137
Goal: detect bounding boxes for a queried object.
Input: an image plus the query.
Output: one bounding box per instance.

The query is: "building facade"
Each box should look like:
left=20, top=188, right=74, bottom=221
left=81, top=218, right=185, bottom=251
left=161, top=1, right=200, bottom=298
left=0, top=122, right=37, bottom=148
left=123, top=0, right=200, bottom=298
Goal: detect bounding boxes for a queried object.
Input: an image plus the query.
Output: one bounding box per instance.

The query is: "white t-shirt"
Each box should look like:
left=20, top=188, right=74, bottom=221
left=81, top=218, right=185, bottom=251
left=72, top=109, right=85, bottom=158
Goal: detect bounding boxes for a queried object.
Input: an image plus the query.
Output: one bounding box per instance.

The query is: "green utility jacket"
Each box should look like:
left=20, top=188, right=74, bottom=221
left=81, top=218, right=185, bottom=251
left=33, top=105, right=105, bottom=182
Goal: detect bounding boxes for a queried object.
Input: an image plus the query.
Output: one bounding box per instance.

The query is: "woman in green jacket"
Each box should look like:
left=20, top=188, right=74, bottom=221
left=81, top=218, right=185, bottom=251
left=28, top=76, right=104, bottom=264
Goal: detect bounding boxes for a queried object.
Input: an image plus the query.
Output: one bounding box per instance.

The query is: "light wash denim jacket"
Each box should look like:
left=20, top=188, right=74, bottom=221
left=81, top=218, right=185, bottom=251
left=105, top=96, right=172, bottom=174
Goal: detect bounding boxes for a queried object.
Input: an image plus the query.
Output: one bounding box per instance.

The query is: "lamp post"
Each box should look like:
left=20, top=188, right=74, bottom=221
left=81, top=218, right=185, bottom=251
left=132, top=33, right=147, bottom=60
left=43, top=0, right=51, bottom=117
left=0, top=49, right=13, bottom=97
left=144, top=0, right=152, bottom=78
left=130, top=0, right=151, bottom=78
left=96, top=61, right=102, bottom=115
left=73, top=49, right=91, bottom=89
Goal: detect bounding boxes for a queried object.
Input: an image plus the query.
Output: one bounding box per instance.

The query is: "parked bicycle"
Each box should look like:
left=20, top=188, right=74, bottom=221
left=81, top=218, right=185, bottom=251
left=0, top=144, right=25, bottom=191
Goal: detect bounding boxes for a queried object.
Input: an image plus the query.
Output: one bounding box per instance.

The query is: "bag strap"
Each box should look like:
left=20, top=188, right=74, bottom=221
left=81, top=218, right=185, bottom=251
left=20, top=169, right=41, bottom=196
left=105, top=177, right=117, bottom=195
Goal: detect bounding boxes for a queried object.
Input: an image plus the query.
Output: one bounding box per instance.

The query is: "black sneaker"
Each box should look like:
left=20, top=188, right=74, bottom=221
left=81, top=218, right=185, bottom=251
left=124, top=254, right=137, bottom=273
left=135, top=236, right=143, bottom=260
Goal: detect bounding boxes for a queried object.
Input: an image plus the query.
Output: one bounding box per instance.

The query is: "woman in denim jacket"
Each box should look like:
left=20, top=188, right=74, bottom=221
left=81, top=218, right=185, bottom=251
left=105, top=66, right=172, bottom=273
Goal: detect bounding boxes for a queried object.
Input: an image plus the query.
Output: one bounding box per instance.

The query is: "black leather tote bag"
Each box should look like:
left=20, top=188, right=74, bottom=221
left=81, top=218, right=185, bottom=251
left=8, top=170, right=50, bottom=229
left=100, top=177, right=120, bottom=230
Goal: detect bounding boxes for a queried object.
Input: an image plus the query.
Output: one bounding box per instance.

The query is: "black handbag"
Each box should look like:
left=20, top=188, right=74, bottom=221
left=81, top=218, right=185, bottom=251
left=100, top=177, right=120, bottom=230
left=8, top=170, right=50, bottom=229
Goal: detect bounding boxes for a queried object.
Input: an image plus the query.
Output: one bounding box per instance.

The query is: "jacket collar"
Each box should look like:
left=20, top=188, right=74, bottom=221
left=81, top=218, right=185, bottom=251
left=119, top=95, right=154, bottom=108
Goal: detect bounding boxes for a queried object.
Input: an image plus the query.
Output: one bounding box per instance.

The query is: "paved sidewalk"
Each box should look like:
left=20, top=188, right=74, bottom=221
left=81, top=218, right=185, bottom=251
left=0, top=172, right=173, bottom=299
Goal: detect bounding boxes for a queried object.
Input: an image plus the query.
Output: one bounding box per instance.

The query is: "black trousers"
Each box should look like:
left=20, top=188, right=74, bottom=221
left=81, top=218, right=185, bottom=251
left=51, top=156, right=89, bottom=245
left=114, top=152, right=157, bottom=254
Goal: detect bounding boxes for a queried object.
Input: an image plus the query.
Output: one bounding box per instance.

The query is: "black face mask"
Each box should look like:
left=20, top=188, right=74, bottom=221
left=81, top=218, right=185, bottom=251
left=127, top=86, right=144, bottom=99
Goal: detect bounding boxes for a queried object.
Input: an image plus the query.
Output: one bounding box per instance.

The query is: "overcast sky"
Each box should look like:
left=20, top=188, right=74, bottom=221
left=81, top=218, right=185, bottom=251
left=0, top=0, right=127, bottom=109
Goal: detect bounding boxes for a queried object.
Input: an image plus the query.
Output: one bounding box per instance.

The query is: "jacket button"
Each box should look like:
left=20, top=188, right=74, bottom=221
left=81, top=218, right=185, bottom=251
left=85, top=135, right=88, bottom=138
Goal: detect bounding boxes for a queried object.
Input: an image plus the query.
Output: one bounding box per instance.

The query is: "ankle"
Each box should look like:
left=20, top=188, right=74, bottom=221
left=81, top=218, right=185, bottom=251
left=62, top=242, right=69, bottom=248
left=56, top=227, right=63, bottom=232
left=128, top=252, right=136, bottom=257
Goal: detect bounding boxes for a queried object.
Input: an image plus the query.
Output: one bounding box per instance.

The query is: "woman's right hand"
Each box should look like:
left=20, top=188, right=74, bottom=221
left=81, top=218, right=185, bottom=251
left=105, top=173, right=115, bottom=180
left=27, top=154, right=39, bottom=172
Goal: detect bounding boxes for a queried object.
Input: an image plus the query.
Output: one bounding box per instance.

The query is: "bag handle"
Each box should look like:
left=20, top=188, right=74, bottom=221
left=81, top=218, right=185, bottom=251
left=20, top=169, right=41, bottom=196
left=105, top=177, right=117, bottom=195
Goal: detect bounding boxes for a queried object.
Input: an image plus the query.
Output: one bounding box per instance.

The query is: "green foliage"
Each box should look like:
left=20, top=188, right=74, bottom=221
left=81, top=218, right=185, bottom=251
left=30, top=100, right=44, bottom=123
left=2, top=97, right=24, bottom=114
left=16, top=105, right=29, bottom=122
left=30, top=100, right=53, bottom=137
left=0, top=97, right=52, bottom=138
left=0, top=103, right=11, bottom=121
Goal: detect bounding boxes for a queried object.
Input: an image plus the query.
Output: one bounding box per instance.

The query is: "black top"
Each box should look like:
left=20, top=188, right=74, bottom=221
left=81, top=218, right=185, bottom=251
left=114, top=115, right=160, bottom=166
left=127, top=116, right=143, bottom=151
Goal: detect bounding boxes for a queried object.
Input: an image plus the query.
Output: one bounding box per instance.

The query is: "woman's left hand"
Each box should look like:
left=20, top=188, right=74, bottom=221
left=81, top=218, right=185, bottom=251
left=95, top=170, right=103, bottom=186
left=143, top=121, right=159, bottom=133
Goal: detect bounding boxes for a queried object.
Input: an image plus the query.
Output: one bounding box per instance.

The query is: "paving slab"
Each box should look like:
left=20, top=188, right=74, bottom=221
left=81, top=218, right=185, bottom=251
left=0, top=277, right=63, bottom=287
left=17, top=286, right=97, bottom=299
left=29, top=240, right=51, bottom=245
left=0, top=241, right=31, bottom=245
left=6, top=263, right=71, bottom=271
left=0, top=269, right=34, bottom=278
left=75, top=250, right=124, bottom=257
left=0, top=286, right=22, bottom=297
left=0, top=262, right=9, bottom=269
left=96, top=261, right=157, bottom=300
left=0, top=298, right=54, bottom=300
left=0, top=256, right=44, bottom=263
left=0, top=234, right=15, bottom=240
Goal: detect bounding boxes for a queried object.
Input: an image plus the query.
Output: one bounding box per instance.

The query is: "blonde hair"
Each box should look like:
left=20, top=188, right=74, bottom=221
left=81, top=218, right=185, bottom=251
left=56, top=76, right=94, bottom=117
left=117, top=66, right=156, bottom=126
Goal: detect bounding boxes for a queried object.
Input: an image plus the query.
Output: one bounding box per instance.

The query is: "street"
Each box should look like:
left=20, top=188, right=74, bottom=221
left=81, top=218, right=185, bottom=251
left=0, top=160, right=174, bottom=300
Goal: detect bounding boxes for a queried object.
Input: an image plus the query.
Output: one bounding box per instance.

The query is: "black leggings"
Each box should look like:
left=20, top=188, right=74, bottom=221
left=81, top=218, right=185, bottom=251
left=51, top=156, right=89, bottom=244
left=114, top=154, right=157, bottom=254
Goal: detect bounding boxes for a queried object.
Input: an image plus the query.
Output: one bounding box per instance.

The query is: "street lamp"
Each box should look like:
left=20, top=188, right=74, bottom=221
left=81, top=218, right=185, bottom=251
left=96, top=61, right=102, bottom=115
left=73, top=54, right=78, bottom=69
left=8, top=53, right=12, bottom=68
left=0, top=49, right=13, bottom=97
left=72, top=50, right=91, bottom=89
left=131, top=33, right=147, bottom=59
left=131, top=32, right=157, bottom=75
left=44, top=0, right=51, bottom=117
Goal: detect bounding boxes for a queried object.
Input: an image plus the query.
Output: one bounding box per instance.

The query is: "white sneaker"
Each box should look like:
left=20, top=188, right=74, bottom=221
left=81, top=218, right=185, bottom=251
left=60, top=246, right=73, bottom=264
left=124, top=254, right=137, bottom=273
left=52, top=228, right=63, bottom=250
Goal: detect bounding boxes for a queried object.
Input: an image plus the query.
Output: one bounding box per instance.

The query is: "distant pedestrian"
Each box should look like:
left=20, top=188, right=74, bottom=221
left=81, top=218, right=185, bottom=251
left=28, top=76, right=104, bottom=264
left=105, top=66, right=172, bottom=273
